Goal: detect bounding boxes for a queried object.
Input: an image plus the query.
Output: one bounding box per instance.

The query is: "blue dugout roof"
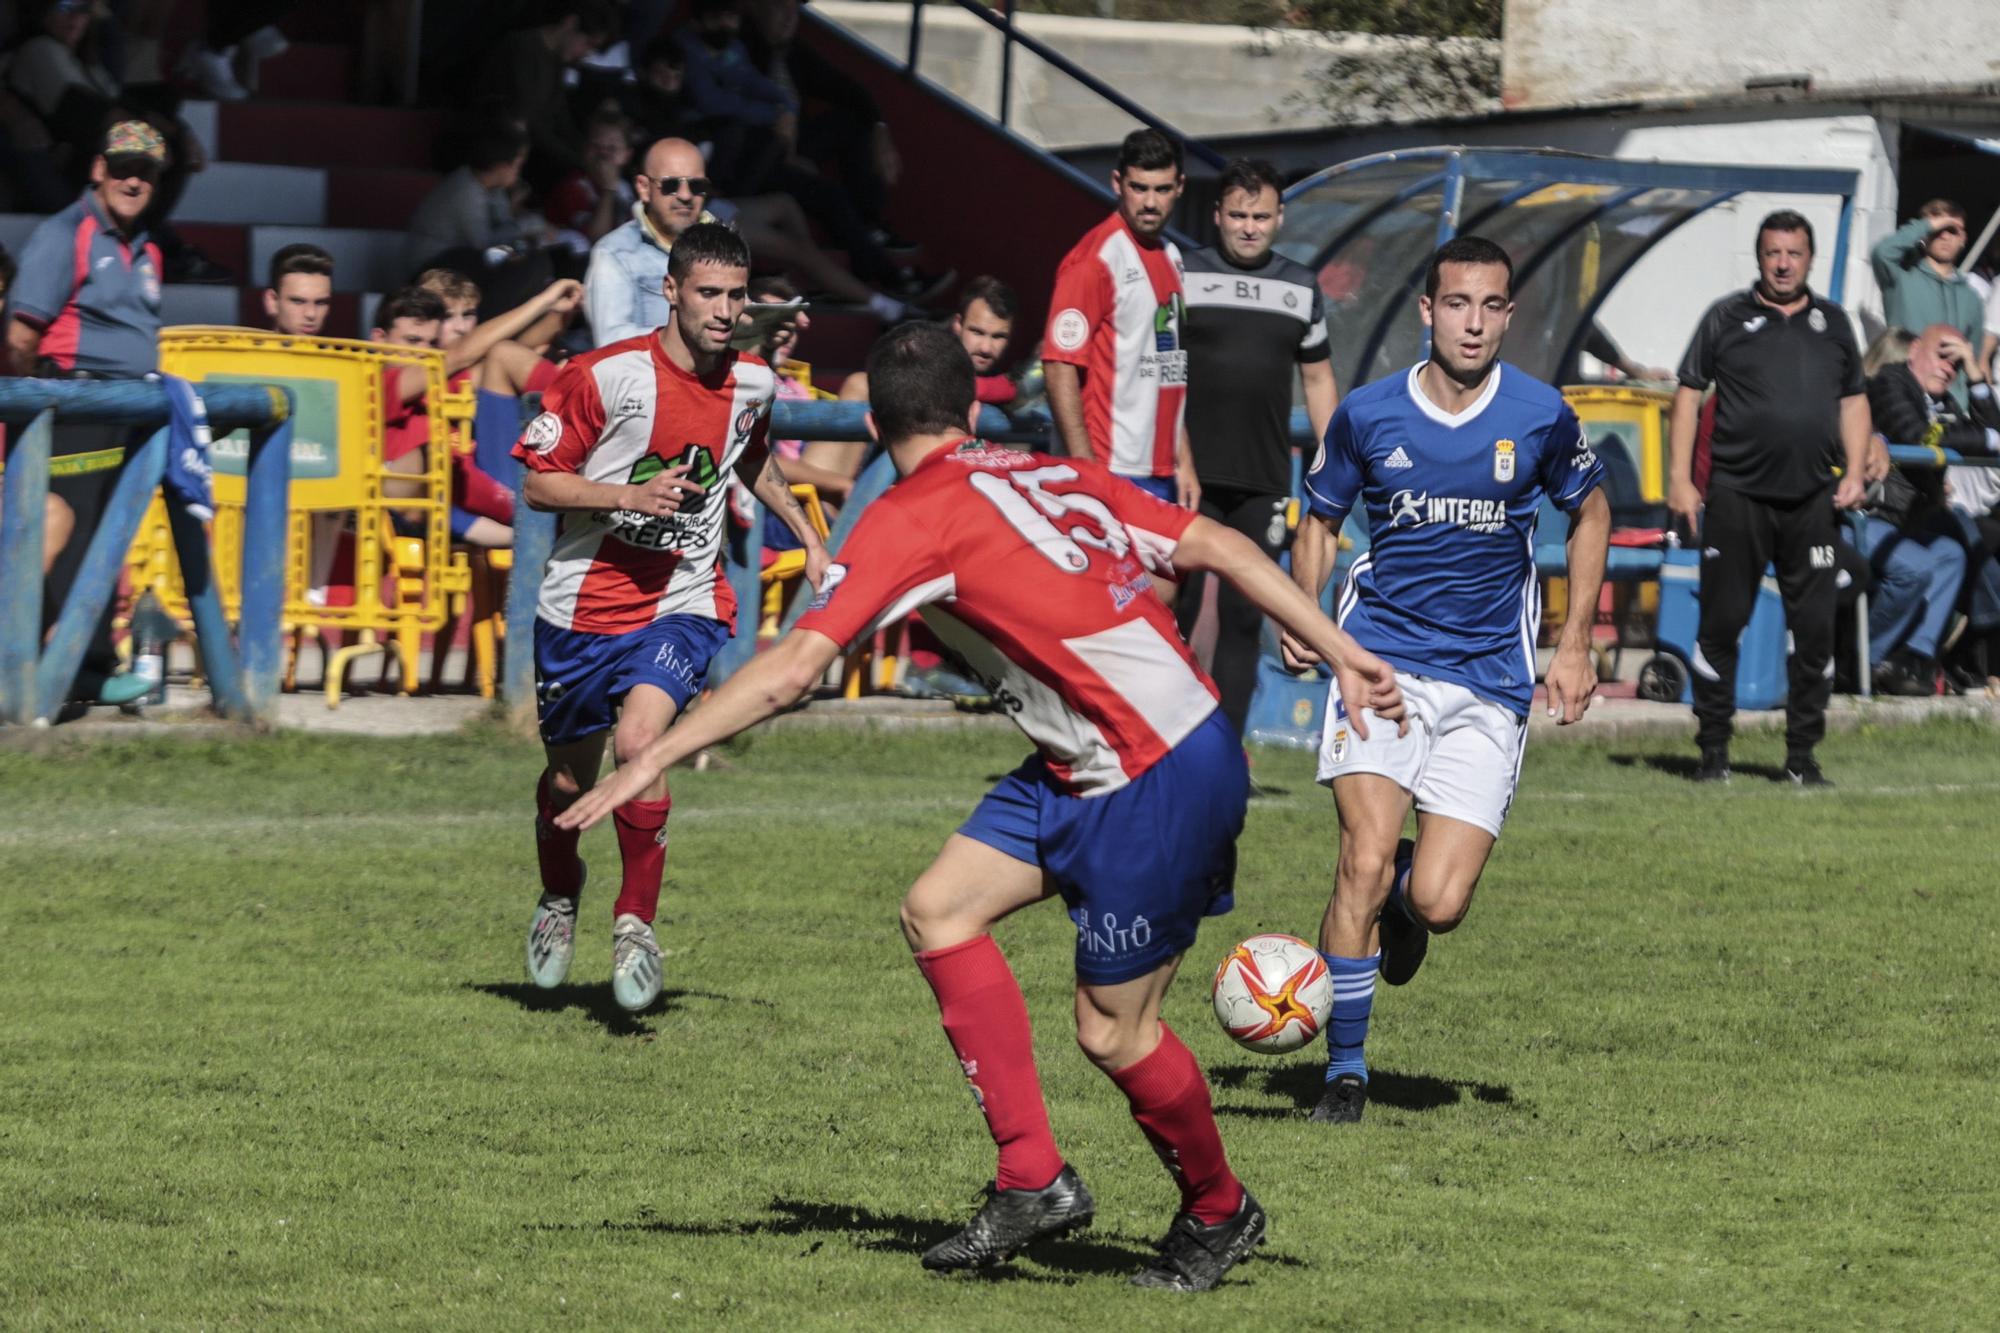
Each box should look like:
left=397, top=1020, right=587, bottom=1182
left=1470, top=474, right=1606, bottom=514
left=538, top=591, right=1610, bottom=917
left=1276, top=147, right=1860, bottom=392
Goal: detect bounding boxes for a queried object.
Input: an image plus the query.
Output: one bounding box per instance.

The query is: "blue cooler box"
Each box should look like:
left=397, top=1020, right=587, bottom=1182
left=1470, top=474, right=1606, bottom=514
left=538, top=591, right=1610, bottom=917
left=1652, top=549, right=1788, bottom=709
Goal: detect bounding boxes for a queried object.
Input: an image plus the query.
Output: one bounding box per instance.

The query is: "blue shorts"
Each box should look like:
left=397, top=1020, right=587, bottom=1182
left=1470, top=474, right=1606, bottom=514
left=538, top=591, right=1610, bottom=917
left=1123, top=474, right=1177, bottom=504
left=958, top=709, right=1246, bottom=984
left=533, top=615, right=729, bottom=746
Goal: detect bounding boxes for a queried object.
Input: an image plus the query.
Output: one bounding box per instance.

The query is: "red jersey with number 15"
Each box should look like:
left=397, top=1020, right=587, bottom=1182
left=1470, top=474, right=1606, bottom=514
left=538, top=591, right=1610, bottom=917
left=795, top=442, right=1218, bottom=795
left=514, top=334, right=774, bottom=634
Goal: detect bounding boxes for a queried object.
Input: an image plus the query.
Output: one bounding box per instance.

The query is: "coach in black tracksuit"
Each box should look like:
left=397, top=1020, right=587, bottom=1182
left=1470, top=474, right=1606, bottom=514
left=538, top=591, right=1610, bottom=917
left=1668, top=210, right=1871, bottom=786
left=1176, top=159, right=1339, bottom=736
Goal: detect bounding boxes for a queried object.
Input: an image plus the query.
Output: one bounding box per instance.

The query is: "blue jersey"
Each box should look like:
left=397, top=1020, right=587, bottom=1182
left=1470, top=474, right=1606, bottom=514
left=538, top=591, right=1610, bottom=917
left=1303, top=363, right=1603, bottom=717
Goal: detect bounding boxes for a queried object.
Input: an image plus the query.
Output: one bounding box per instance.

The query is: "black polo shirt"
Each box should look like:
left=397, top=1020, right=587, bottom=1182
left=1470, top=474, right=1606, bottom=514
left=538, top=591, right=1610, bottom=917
left=1182, top=245, right=1330, bottom=496
left=1677, top=286, right=1864, bottom=501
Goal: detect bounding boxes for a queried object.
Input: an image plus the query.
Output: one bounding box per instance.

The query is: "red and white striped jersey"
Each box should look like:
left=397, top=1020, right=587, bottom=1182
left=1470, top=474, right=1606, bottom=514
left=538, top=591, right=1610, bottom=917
left=514, top=334, right=774, bottom=633
left=794, top=442, right=1218, bottom=795
left=1041, top=212, right=1187, bottom=479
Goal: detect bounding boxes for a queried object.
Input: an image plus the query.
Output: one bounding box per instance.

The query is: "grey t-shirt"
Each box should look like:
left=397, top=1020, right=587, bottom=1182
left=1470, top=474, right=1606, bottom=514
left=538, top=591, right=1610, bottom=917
left=405, top=166, right=522, bottom=269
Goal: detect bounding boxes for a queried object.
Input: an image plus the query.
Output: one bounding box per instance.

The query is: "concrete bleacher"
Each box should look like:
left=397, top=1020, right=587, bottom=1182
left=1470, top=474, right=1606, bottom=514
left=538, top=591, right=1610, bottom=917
left=1, top=28, right=442, bottom=345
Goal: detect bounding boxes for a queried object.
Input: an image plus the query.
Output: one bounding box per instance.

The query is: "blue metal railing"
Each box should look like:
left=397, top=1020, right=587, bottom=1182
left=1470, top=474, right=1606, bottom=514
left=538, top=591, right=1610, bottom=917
left=895, top=0, right=1228, bottom=171
left=0, top=379, right=293, bottom=726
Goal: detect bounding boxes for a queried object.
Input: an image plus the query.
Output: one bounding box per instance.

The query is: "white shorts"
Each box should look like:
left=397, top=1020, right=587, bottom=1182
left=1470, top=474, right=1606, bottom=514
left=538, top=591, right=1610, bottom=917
left=1315, top=672, right=1528, bottom=838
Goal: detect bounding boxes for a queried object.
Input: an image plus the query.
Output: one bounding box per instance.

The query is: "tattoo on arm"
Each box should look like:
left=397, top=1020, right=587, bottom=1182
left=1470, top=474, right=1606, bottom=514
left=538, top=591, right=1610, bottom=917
left=759, top=454, right=817, bottom=540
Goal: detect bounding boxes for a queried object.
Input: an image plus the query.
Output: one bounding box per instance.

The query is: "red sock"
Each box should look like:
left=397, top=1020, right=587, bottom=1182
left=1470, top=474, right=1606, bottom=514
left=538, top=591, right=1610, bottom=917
left=915, top=935, right=1065, bottom=1192
left=534, top=770, right=584, bottom=896
left=525, top=358, right=558, bottom=394
left=611, top=793, right=670, bottom=922
left=1108, top=1024, right=1243, bottom=1224
left=453, top=454, right=515, bottom=523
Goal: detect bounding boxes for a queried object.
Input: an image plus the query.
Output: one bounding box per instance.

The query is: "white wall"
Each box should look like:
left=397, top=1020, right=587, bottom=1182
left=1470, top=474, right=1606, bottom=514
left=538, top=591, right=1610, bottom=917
left=816, top=1, right=1468, bottom=147
left=1504, top=0, right=1998, bottom=111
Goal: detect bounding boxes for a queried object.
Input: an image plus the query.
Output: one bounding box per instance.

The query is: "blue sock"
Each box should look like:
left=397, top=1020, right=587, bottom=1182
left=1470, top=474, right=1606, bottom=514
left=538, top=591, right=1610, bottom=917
left=472, top=388, right=526, bottom=487
left=1323, top=952, right=1379, bottom=1083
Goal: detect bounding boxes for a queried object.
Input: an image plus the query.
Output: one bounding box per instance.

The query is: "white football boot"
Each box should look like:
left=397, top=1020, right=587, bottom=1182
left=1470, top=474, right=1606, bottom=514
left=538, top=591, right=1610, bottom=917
left=525, top=864, right=584, bottom=989
left=610, top=914, right=663, bottom=1012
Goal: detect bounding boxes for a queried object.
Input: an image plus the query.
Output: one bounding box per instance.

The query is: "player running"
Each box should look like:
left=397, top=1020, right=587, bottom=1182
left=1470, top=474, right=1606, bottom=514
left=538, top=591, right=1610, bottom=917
left=557, top=322, right=1405, bottom=1291
left=1282, top=236, right=1611, bottom=1124
left=515, top=223, right=829, bottom=1012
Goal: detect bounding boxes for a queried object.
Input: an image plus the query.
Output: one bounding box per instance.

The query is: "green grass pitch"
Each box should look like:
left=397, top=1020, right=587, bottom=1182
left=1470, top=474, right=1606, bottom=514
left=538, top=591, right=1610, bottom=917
left=2, top=717, right=1996, bottom=1328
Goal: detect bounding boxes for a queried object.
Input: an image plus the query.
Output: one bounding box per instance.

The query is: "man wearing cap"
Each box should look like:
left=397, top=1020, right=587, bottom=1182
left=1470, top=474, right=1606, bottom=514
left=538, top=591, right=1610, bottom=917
left=6, top=120, right=166, bottom=380
left=4, top=121, right=170, bottom=708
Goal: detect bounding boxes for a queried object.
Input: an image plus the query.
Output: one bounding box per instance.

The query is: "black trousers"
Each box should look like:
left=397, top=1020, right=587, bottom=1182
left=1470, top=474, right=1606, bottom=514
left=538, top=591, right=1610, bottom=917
left=1693, top=482, right=1838, bottom=756
left=1175, top=486, right=1290, bottom=737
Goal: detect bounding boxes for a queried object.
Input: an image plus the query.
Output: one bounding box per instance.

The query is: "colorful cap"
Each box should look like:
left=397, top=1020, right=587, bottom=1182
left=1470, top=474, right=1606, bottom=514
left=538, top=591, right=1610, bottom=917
left=103, top=120, right=168, bottom=166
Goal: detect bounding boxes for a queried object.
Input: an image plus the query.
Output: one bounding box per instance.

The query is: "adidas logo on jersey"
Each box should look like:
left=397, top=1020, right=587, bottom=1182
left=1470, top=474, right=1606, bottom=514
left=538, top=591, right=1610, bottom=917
left=1384, top=446, right=1414, bottom=469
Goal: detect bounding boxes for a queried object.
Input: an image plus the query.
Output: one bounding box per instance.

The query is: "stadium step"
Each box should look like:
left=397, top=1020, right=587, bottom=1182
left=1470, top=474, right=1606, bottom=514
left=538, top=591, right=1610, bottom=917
left=255, top=42, right=357, bottom=103
left=173, top=223, right=251, bottom=282
left=249, top=225, right=411, bottom=295
left=324, top=168, right=442, bottom=231
left=795, top=307, right=890, bottom=376
left=177, top=162, right=328, bottom=226
left=217, top=102, right=442, bottom=170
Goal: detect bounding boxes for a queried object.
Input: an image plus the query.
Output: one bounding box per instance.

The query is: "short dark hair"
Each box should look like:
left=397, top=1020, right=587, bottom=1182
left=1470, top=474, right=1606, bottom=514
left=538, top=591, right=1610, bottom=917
left=957, top=275, right=1016, bottom=323
left=1116, top=127, right=1181, bottom=176
left=1920, top=198, right=1966, bottom=223
left=1217, top=158, right=1283, bottom=203
left=748, top=274, right=798, bottom=302
left=866, top=322, right=976, bottom=445
left=668, top=221, right=752, bottom=283
left=1425, top=234, right=1513, bottom=300
left=552, top=0, right=617, bottom=39
left=640, top=34, right=684, bottom=69
left=1756, top=209, right=1816, bottom=255
left=267, top=242, right=333, bottom=291
left=374, top=285, right=447, bottom=330
left=465, top=120, right=529, bottom=172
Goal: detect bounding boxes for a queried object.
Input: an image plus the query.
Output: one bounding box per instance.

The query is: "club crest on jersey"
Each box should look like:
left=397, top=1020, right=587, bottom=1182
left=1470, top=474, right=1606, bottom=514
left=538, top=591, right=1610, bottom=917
left=1330, top=726, right=1349, bottom=762
left=733, top=406, right=758, bottom=444
left=1493, top=438, right=1516, bottom=482
left=523, top=412, right=563, bottom=454
left=1051, top=307, right=1089, bottom=352
left=1808, top=308, right=1827, bottom=333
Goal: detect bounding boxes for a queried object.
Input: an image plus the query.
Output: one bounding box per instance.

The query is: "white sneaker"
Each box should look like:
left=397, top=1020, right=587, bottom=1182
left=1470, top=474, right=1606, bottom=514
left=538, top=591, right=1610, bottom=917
left=181, top=44, right=249, bottom=100
left=526, top=893, right=578, bottom=989
left=611, top=914, right=663, bottom=1012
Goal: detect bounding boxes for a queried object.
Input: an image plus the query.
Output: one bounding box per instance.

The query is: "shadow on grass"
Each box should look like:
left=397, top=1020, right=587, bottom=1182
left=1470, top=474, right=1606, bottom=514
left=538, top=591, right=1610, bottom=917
left=1209, top=1061, right=1513, bottom=1116
left=466, top=981, right=759, bottom=1037
left=525, top=1197, right=1305, bottom=1283
left=1609, top=753, right=1791, bottom=783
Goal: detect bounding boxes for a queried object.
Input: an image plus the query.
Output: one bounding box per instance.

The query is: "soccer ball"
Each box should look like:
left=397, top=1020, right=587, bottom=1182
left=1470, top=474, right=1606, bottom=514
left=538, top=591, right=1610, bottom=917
left=1211, top=933, right=1333, bottom=1054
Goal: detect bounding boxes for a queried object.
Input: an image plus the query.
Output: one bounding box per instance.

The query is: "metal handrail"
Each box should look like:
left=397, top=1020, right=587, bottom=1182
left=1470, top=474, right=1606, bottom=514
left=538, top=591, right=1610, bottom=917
left=0, top=378, right=293, bottom=725
left=897, top=0, right=1229, bottom=171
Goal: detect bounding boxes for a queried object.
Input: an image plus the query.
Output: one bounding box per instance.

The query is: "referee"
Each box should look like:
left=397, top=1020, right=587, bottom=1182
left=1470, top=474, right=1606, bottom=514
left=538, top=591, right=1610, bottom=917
left=1178, top=159, right=1337, bottom=735
left=1668, top=210, right=1870, bottom=786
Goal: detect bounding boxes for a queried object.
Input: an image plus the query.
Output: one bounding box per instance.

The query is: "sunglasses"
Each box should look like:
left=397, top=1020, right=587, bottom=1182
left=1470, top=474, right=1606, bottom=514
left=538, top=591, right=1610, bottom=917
left=650, top=175, right=710, bottom=197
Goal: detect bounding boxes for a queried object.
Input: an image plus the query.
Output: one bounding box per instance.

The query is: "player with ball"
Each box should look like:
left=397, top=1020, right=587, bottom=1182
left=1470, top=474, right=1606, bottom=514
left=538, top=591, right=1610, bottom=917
left=560, top=321, right=1404, bottom=1293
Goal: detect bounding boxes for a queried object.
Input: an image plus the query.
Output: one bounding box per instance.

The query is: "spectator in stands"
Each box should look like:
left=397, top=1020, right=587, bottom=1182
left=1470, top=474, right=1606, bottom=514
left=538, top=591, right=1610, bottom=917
left=584, top=136, right=718, bottom=346
left=475, top=0, right=615, bottom=187
left=545, top=108, right=635, bottom=253
left=1179, top=157, right=1337, bottom=737
left=617, top=35, right=704, bottom=148
left=5, top=0, right=222, bottom=280
left=678, top=0, right=939, bottom=307
left=1864, top=322, right=2000, bottom=696
left=370, top=285, right=447, bottom=532
left=0, top=242, right=75, bottom=576
left=4, top=118, right=167, bottom=706
left=0, top=78, right=68, bottom=213
left=176, top=1, right=297, bottom=101
left=405, top=119, right=534, bottom=275
left=807, top=278, right=1018, bottom=493
left=1856, top=327, right=1983, bottom=695
left=263, top=242, right=334, bottom=337
left=739, top=0, right=908, bottom=253
left=1872, top=200, right=1984, bottom=407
